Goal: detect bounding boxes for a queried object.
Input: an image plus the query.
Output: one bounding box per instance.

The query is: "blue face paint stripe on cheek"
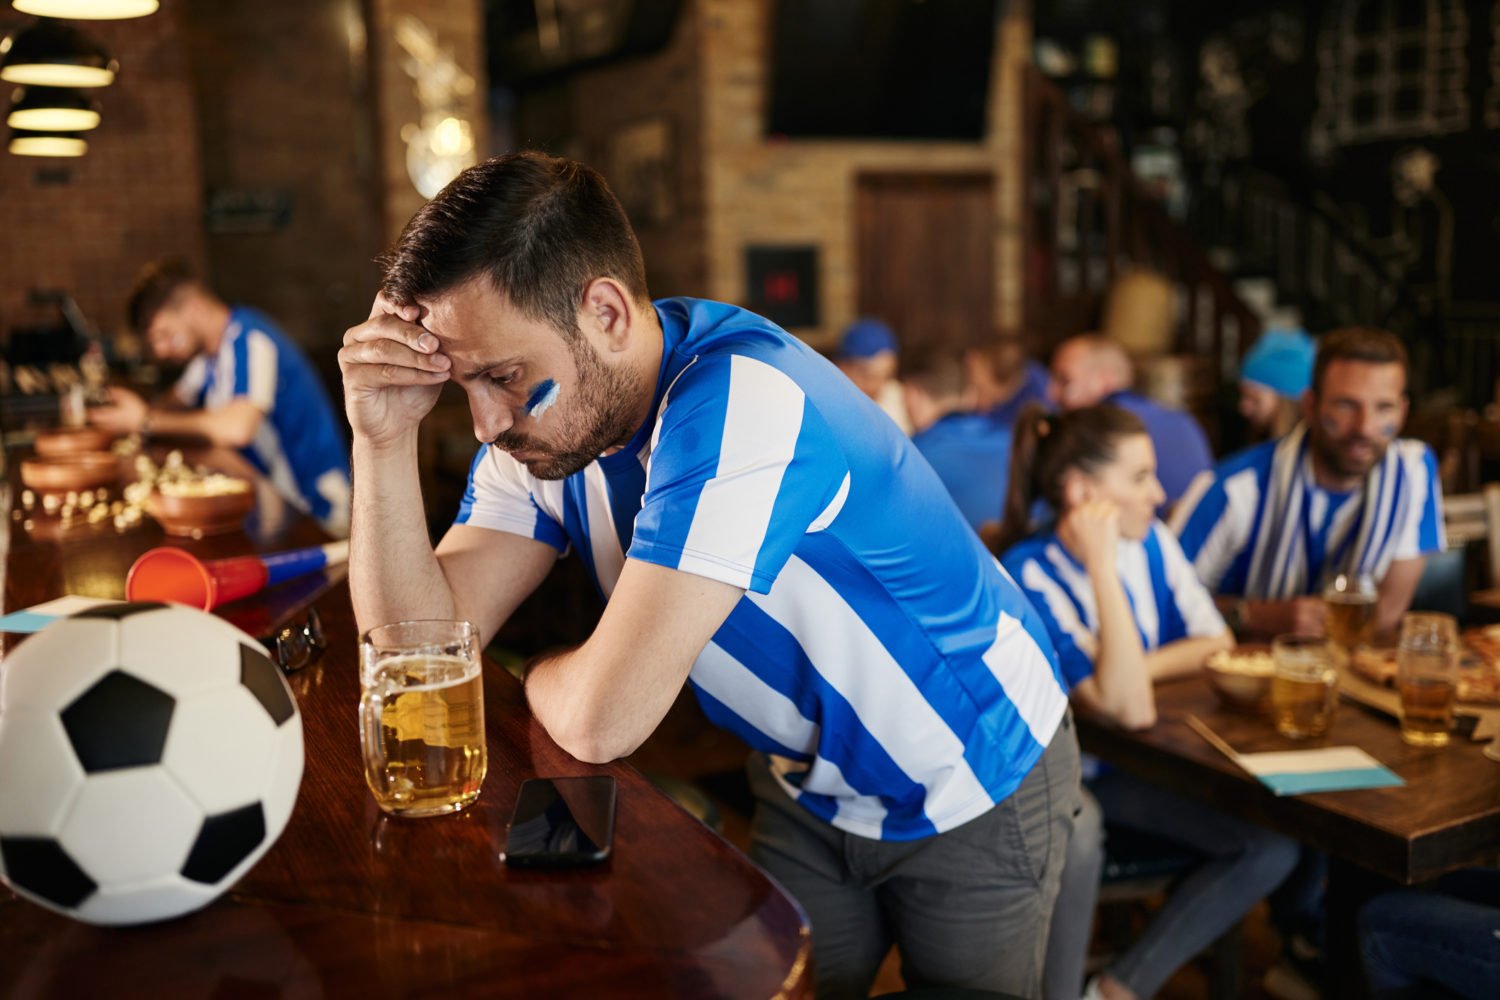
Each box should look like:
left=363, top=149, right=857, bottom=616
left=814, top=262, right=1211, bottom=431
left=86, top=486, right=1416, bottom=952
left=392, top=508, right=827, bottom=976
left=525, top=379, right=559, bottom=418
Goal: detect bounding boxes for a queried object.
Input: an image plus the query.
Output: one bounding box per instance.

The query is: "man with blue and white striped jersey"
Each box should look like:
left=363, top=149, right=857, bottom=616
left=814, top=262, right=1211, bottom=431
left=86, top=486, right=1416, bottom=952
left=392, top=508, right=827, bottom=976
left=90, top=260, right=352, bottom=535
left=341, top=152, right=1079, bottom=999
left=1171, top=327, right=1445, bottom=638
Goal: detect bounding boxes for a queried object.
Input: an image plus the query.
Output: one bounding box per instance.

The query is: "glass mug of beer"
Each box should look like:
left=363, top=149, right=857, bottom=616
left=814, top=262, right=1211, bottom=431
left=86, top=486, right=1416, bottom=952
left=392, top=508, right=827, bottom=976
left=1271, top=634, right=1338, bottom=739
left=1396, top=612, right=1458, bottom=747
left=359, top=620, right=487, bottom=817
left=1323, top=572, right=1376, bottom=661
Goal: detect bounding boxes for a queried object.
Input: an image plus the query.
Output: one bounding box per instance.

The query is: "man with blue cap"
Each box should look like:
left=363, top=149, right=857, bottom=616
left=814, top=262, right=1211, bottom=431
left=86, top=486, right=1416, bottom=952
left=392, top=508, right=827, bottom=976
left=836, top=317, right=912, bottom=433
left=1239, top=328, right=1315, bottom=441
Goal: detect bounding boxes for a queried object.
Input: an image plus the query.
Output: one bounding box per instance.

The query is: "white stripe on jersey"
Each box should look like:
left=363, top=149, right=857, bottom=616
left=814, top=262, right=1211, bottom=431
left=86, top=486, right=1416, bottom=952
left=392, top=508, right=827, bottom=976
left=583, top=464, right=626, bottom=598
left=748, top=555, right=994, bottom=832
left=1118, top=541, right=1159, bottom=645
left=174, top=356, right=208, bottom=406
left=1021, top=559, right=1095, bottom=657
left=246, top=330, right=278, bottom=412
left=979, top=612, right=1069, bottom=747
left=1183, top=464, right=1260, bottom=590
left=691, top=640, right=819, bottom=756
left=808, top=472, right=850, bottom=533
left=678, top=355, right=804, bottom=585
left=774, top=753, right=890, bottom=837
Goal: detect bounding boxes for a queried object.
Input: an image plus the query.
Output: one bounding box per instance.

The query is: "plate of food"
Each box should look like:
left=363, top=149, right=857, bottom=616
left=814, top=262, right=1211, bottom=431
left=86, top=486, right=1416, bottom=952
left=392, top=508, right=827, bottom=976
left=1204, top=644, right=1274, bottom=713
left=1352, top=630, right=1500, bottom=705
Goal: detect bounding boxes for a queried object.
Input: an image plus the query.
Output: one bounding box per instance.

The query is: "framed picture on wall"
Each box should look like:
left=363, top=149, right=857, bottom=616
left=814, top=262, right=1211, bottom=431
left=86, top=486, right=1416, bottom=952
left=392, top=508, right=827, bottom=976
left=609, top=116, right=674, bottom=228
left=746, top=245, right=819, bottom=329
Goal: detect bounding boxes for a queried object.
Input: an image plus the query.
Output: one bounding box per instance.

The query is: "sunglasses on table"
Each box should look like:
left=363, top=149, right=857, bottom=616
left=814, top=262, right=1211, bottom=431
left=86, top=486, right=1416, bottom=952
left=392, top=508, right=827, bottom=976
left=260, top=607, right=326, bottom=673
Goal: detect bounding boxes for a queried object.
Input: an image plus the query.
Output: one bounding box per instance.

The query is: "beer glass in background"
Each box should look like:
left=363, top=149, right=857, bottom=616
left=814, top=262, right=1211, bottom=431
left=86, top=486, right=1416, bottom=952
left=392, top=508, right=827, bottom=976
left=1324, top=572, right=1376, bottom=662
left=359, top=620, right=487, bottom=817
left=1396, top=612, right=1458, bottom=747
left=1272, top=634, right=1338, bottom=739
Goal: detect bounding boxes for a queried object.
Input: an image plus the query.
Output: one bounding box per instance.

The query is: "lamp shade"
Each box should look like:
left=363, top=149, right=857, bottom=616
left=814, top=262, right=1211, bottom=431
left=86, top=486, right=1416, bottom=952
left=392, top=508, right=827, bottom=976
left=8, top=85, right=100, bottom=131
left=8, top=127, right=87, bottom=156
left=0, top=21, right=118, bottom=88
left=13, top=1, right=159, bottom=18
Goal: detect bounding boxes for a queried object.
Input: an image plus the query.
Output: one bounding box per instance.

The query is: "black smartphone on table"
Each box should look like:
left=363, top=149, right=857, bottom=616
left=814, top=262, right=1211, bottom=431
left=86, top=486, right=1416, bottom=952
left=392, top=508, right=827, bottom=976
left=501, top=776, right=617, bottom=868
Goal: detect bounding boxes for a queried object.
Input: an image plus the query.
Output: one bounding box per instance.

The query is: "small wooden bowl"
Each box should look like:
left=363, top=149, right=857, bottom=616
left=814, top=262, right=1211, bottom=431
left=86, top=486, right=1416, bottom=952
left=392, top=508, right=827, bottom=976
left=1204, top=645, right=1274, bottom=714
left=34, top=426, right=117, bottom=458
left=145, top=485, right=255, bottom=537
left=20, top=453, right=122, bottom=494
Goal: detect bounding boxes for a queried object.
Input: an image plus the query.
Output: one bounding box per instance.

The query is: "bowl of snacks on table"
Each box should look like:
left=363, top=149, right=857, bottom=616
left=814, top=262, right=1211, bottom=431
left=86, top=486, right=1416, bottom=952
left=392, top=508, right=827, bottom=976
left=139, top=451, right=255, bottom=538
left=33, top=426, right=117, bottom=458
left=20, top=451, right=122, bottom=495
left=1205, top=645, right=1275, bottom=713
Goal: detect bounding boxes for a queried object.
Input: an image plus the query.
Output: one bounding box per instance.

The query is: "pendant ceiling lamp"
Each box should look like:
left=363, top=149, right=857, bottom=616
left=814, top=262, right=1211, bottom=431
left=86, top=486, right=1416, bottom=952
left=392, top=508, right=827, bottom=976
left=8, top=85, right=100, bottom=130
left=0, top=21, right=118, bottom=88
left=8, top=127, right=86, bottom=156
left=12, top=1, right=158, bottom=18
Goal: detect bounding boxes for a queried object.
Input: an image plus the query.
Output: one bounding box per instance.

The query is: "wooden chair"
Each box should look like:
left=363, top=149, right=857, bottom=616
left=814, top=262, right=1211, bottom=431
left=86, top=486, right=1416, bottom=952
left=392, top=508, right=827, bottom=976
left=1443, top=484, right=1500, bottom=616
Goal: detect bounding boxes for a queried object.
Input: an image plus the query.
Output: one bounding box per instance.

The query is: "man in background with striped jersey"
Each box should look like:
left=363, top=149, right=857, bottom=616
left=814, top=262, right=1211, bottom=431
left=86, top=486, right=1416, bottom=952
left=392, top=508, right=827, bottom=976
left=340, top=151, right=1078, bottom=999
left=91, top=259, right=352, bottom=535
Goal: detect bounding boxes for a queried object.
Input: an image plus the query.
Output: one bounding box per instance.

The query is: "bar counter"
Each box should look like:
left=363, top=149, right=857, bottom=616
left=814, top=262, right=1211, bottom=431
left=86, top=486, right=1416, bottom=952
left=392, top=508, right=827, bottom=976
left=0, top=443, right=811, bottom=998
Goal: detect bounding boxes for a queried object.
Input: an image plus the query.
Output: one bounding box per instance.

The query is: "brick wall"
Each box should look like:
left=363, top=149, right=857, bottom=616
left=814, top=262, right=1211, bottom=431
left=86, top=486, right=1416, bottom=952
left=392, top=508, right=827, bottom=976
left=510, top=2, right=707, bottom=298
left=700, top=0, right=1031, bottom=349
left=367, top=0, right=488, bottom=249
left=508, top=0, right=1030, bottom=346
left=182, top=0, right=385, bottom=354
left=0, top=9, right=205, bottom=341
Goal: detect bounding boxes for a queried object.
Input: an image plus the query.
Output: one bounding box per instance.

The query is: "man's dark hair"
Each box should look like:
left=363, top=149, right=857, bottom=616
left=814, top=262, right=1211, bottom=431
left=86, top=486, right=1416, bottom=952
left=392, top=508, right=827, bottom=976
left=1313, top=327, right=1409, bottom=395
left=127, top=257, right=196, bottom=336
left=378, top=151, right=650, bottom=338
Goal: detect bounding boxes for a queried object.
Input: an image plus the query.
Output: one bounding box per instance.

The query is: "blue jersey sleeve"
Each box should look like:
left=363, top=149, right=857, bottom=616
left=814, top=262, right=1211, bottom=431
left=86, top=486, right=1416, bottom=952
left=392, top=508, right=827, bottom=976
left=629, top=353, right=850, bottom=593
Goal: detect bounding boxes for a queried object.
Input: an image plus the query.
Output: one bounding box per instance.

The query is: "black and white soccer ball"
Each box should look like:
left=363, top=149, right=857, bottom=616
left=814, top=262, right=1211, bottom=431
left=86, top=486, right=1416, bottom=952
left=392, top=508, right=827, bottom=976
left=0, top=601, right=303, bottom=925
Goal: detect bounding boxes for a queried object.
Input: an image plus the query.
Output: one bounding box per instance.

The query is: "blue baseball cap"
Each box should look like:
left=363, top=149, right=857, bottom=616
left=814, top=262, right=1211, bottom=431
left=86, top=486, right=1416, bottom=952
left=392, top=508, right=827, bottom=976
left=1240, top=328, right=1315, bottom=400
left=839, top=318, right=898, bottom=359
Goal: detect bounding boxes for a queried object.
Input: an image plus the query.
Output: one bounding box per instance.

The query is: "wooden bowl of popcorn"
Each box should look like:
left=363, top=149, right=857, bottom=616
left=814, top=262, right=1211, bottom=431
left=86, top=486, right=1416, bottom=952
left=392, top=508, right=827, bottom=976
left=34, top=426, right=117, bottom=458
left=20, top=452, right=122, bottom=495
left=1204, top=646, right=1274, bottom=714
left=144, top=474, right=255, bottom=537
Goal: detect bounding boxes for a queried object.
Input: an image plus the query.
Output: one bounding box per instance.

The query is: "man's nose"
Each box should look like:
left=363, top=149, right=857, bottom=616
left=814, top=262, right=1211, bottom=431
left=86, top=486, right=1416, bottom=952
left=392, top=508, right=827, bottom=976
left=470, top=394, right=516, bottom=443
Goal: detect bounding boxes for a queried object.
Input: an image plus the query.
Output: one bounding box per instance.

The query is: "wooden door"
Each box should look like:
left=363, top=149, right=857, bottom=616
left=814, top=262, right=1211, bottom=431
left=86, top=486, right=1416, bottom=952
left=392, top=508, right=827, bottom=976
left=856, top=173, right=995, bottom=358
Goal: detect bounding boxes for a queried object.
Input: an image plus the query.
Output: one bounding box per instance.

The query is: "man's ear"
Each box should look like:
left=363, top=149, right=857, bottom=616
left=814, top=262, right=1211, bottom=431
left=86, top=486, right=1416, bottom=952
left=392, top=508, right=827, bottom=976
left=579, top=278, right=636, bottom=354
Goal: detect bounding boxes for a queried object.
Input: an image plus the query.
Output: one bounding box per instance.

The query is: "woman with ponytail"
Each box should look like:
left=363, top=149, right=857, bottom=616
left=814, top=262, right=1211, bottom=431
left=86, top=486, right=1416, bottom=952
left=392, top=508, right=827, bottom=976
left=996, top=403, right=1296, bottom=1000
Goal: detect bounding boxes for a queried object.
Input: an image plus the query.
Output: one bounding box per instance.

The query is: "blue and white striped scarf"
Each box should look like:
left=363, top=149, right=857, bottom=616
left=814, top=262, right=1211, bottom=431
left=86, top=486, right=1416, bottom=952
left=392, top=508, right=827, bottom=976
left=1245, top=424, right=1418, bottom=599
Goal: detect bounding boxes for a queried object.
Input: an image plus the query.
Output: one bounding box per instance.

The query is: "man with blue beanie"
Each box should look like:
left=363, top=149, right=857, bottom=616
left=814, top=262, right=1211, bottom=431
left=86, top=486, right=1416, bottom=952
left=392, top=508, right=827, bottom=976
left=1239, top=328, right=1315, bottom=440
left=836, top=317, right=912, bottom=433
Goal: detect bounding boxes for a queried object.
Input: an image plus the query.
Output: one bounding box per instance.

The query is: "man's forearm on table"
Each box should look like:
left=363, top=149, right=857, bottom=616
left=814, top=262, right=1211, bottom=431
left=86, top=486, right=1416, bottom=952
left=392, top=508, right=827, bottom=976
left=349, top=434, right=458, bottom=632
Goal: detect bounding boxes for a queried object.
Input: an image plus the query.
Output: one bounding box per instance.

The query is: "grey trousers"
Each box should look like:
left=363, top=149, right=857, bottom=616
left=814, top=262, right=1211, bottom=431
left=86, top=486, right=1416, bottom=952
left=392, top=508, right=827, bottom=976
left=747, top=713, right=1081, bottom=1000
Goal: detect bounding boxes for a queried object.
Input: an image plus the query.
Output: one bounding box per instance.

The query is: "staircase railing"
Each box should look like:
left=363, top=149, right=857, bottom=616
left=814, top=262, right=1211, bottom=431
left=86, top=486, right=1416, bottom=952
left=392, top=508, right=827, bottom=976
left=1022, top=66, right=1262, bottom=386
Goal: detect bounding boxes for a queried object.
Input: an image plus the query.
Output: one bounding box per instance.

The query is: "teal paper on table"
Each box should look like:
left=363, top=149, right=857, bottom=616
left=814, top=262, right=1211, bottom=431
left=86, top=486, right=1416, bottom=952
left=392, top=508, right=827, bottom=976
left=1236, top=746, right=1404, bottom=796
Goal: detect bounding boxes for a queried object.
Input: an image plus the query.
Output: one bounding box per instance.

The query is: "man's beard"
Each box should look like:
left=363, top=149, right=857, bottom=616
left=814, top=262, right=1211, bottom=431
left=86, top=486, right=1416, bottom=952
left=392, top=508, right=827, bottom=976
left=491, top=334, right=643, bottom=481
left=1310, top=424, right=1388, bottom=481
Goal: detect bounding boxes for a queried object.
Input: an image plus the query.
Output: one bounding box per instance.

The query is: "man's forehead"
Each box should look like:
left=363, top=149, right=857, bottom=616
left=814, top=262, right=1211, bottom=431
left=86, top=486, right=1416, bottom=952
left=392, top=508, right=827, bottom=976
left=1321, top=358, right=1406, bottom=394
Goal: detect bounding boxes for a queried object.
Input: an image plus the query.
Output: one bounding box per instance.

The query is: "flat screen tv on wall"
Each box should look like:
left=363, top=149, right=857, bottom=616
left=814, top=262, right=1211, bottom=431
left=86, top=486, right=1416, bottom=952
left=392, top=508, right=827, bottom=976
left=767, top=0, right=997, bottom=141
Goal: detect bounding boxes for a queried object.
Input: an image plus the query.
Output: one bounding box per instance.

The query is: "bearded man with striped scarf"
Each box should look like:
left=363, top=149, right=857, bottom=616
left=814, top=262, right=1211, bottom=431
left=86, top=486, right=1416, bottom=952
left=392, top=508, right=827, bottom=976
left=1170, top=327, right=1444, bottom=639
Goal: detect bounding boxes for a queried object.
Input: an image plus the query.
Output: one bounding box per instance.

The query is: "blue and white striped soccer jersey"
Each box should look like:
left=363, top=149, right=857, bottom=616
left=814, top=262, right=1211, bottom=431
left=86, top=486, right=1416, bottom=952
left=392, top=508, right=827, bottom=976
left=455, top=298, right=1069, bottom=840
left=174, top=305, right=351, bottom=532
left=1170, top=425, right=1444, bottom=599
left=1000, top=522, right=1227, bottom=688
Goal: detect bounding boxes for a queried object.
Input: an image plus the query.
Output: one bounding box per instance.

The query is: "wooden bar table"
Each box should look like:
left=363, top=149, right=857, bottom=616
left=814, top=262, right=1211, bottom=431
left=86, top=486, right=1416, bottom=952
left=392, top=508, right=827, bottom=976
left=0, top=445, right=811, bottom=998
left=1076, top=673, right=1500, bottom=997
